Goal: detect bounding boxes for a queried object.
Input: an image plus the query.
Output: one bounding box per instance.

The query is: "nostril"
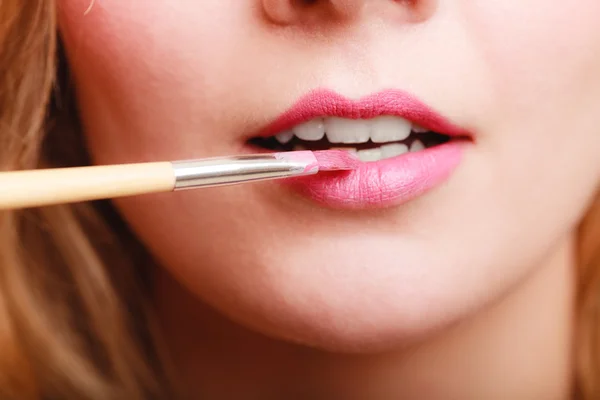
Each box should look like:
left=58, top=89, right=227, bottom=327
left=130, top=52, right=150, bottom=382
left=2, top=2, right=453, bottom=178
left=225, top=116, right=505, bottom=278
left=263, top=0, right=433, bottom=26
left=263, top=0, right=363, bottom=26
left=263, top=0, right=327, bottom=26
left=262, top=0, right=298, bottom=25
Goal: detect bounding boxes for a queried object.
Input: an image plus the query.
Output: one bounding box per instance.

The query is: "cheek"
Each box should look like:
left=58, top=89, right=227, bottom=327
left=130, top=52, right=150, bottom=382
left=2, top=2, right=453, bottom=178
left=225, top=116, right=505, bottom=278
left=57, top=1, right=254, bottom=161
left=465, top=1, right=600, bottom=110
left=467, top=2, right=600, bottom=66
left=59, top=1, right=167, bottom=83
left=463, top=1, right=600, bottom=191
left=58, top=1, right=184, bottom=160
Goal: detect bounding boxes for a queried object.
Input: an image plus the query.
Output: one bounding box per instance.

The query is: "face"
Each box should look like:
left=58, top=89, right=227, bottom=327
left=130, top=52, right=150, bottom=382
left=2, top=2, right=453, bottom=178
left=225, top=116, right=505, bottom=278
left=59, top=1, right=600, bottom=351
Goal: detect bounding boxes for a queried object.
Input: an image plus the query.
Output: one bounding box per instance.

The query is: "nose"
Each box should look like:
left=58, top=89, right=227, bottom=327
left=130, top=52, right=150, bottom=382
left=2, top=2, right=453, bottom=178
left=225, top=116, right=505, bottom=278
left=262, top=0, right=430, bottom=25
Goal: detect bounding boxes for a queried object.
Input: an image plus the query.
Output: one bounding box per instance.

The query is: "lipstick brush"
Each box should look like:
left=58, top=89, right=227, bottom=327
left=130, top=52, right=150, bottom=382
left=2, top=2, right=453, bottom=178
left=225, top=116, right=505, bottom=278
left=0, top=150, right=359, bottom=210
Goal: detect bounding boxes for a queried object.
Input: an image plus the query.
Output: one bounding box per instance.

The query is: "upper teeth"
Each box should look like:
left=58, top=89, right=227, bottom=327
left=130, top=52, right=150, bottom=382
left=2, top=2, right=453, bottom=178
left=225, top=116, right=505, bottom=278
left=276, top=116, right=423, bottom=144
left=293, top=119, right=326, bottom=141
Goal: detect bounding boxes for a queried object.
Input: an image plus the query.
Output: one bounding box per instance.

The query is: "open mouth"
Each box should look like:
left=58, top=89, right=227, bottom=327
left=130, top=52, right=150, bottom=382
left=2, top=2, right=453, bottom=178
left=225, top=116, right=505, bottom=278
left=242, top=89, right=470, bottom=209
left=248, top=116, right=453, bottom=162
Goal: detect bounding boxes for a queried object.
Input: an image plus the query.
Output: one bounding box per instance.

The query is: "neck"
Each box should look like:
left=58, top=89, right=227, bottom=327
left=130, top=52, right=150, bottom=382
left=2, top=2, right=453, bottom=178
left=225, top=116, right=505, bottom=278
left=155, top=238, right=575, bottom=399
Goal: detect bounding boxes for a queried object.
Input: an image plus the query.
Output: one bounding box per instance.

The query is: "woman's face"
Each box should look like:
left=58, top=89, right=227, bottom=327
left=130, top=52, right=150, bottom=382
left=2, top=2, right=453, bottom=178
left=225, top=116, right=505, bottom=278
left=59, top=1, right=600, bottom=350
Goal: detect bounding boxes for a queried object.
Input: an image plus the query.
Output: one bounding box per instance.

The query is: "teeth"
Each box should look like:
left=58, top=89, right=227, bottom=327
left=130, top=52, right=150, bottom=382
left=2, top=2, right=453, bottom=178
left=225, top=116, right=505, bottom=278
left=273, top=117, right=437, bottom=156
left=356, top=144, right=409, bottom=163
left=357, top=148, right=382, bottom=162
left=292, top=119, right=325, bottom=141
left=325, top=118, right=370, bottom=144
left=381, top=143, right=409, bottom=158
left=275, top=130, right=294, bottom=144
left=281, top=116, right=418, bottom=145
left=410, top=140, right=425, bottom=152
left=330, top=147, right=358, bottom=154
left=370, top=116, right=412, bottom=143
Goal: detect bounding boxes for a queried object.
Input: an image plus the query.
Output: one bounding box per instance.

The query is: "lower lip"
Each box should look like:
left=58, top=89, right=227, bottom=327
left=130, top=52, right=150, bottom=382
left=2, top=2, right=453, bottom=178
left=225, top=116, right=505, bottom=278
left=284, top=141, right=465, bottom=209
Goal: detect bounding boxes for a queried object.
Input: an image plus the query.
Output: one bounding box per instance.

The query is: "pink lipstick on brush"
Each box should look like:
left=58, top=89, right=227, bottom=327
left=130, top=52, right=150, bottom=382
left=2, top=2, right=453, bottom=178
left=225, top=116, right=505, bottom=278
left=0, top=150, right=359, bottom=210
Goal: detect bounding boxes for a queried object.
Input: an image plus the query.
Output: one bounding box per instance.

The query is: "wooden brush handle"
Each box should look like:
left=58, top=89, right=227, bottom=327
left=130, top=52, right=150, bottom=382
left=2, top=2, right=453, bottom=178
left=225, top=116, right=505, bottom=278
left=0, top=162, right=175, bottom=210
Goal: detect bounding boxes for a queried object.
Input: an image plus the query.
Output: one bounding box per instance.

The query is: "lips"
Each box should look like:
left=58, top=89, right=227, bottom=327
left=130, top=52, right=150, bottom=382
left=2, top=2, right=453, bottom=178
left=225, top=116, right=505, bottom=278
left=247, top=88, right=471, bottom=209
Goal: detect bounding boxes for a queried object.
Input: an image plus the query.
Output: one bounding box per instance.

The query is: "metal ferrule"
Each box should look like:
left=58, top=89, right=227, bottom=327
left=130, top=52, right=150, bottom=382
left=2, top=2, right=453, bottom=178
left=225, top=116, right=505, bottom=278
left=171, top=154, right=312, bottom=190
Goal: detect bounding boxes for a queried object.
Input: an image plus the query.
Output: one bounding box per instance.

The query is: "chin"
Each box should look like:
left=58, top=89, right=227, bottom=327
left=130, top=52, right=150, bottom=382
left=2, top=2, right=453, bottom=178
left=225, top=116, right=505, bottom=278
left=118, top=187, right=530, bottom=355
left=191, top=240, right=485, bottom=354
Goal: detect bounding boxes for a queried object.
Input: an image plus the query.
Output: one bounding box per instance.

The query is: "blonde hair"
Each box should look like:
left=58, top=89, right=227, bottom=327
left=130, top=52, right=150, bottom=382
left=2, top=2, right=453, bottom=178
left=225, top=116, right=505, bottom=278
left=0, top=2, right=598, bottom=399
left=576, top=193, right=600, bottom=398
left=0, top=1, right=172, bottom=398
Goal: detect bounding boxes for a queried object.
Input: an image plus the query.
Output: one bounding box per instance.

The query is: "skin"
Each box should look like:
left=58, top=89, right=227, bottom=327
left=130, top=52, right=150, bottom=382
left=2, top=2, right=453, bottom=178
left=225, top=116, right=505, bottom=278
left=58, top=0, right=600, bottom=398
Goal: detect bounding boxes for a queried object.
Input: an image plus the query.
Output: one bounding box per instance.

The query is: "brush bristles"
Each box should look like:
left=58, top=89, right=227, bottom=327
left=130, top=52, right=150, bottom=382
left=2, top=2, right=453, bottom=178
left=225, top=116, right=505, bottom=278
left=313, top=150, right=361, bottom=171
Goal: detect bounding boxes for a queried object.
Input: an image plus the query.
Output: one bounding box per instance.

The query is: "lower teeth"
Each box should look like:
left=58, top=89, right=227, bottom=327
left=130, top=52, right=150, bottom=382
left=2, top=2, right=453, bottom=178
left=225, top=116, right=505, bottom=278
left=294, top=140, right=426, bottom=162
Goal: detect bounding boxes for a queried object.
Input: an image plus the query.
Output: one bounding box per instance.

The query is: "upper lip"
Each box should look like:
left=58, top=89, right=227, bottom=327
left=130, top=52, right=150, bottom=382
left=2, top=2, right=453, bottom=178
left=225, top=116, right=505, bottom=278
left=254, top=88, right=470, bottom=139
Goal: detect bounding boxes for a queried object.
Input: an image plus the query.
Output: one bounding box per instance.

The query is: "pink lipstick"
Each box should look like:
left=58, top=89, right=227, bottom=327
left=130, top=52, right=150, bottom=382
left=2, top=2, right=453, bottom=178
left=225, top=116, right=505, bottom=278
left=250, top=89, right=471, bottom=209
